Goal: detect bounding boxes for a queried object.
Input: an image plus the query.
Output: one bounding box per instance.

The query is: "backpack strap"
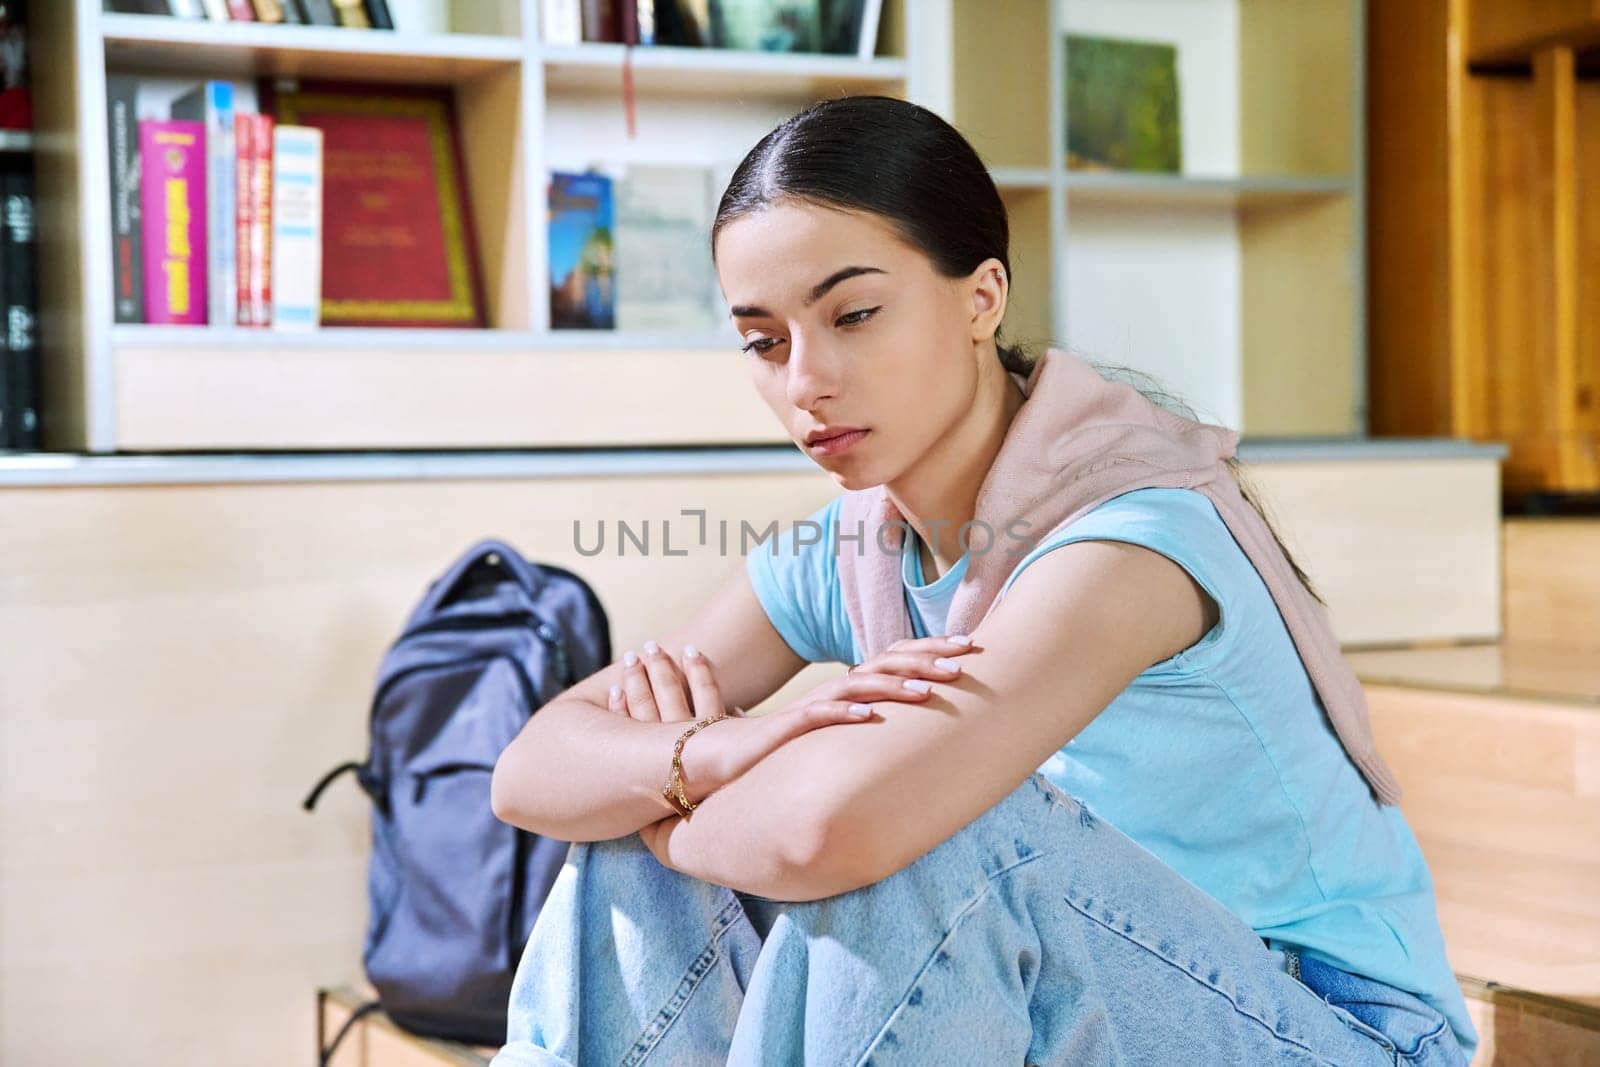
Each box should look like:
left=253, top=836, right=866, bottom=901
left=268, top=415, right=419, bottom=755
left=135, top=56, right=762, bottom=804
left=319, top=997, right=383, bottom=1066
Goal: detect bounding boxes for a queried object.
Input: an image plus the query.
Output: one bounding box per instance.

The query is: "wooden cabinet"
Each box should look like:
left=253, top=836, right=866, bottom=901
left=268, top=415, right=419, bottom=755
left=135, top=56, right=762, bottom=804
left=1369, top=0, right=1600, bottom=497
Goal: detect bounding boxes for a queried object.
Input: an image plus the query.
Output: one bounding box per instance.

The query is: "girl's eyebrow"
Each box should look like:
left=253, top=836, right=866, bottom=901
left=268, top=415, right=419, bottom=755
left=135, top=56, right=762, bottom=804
left=729, top=265, right=887, bottom=320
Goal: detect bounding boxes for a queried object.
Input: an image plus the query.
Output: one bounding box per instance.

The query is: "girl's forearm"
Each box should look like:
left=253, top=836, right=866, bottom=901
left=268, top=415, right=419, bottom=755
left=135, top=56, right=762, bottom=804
left=651, top=727, right=845, bottom=902
left=490, top=698, right=714, bottom=843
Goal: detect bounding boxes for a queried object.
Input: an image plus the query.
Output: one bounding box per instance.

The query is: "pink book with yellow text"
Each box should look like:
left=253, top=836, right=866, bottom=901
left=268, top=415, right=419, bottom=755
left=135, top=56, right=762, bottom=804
left=139, top=119, right=208, bottom=325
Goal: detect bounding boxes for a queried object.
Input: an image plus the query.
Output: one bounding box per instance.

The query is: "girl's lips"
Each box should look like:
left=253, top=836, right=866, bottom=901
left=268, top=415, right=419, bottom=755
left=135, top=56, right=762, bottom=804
left=808, top=428, right=869, bottom=456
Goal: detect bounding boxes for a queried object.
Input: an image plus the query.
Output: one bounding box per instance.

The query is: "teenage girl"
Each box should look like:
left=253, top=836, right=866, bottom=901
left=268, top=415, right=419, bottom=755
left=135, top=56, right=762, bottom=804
left=489, top=95, right=1476, bottom=1066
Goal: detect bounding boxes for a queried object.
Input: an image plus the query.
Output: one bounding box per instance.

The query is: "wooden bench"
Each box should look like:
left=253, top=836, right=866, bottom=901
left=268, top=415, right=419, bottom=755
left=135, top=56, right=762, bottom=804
left=318, top=985, right=495, bottom=1066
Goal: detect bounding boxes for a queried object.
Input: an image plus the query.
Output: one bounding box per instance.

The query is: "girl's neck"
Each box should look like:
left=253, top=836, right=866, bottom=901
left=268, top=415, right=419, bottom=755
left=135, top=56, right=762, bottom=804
left=889, top=360, right=1027, bottom=581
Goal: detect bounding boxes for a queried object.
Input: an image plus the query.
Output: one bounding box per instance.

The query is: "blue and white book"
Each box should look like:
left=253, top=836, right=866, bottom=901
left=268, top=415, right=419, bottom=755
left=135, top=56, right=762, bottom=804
left=171, top=80, right=237, bottom=328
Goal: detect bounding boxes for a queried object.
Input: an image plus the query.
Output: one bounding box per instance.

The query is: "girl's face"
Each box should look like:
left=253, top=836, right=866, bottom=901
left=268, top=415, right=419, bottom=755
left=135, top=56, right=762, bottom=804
left=714, top=200, right=1004, bottom=490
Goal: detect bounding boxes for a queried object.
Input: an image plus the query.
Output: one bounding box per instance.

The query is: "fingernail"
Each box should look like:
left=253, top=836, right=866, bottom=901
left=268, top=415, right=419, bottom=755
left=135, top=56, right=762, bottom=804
left=949, top=634, right=974, bottom=645
left=608, top=684, right=621, bottom=702
left=848, top=703, right=873, bottom=716
left=903, top=678, right=932, bottom=693
left=623, top=650, right=638, bottom=667
left=934, top=657, right=962, bottom=672
left=643, top=640, right=660, bottom=655
left=684, top=643, right=700, bottom=659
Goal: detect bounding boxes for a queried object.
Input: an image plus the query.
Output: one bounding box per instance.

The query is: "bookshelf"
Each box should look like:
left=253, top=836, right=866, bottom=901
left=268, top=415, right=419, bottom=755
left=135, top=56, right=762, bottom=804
left=942, top=0, right=1368, bottom=438
left=30, top=0, right=910, bottom=453
left=30, top=0, right=1364, bottom=455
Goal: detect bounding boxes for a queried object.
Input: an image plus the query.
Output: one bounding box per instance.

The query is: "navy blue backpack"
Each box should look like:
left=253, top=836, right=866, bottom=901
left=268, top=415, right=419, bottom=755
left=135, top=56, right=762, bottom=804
left=304, top=537, right=611, bottom=1056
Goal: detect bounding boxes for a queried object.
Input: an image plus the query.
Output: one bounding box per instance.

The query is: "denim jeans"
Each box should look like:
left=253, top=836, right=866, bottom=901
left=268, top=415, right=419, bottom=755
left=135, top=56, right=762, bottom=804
left=490, top=772, right=1467, bottom=1066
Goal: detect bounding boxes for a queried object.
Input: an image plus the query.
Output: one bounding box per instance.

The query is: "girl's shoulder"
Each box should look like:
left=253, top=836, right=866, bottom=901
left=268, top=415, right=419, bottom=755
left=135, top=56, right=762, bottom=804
left=743, top=495, right=853, bottom=664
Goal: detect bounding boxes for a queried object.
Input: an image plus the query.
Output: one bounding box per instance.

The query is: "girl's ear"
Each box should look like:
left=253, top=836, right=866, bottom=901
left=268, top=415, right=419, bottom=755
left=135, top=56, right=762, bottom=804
left=969, top=259, right=1008, bottom=344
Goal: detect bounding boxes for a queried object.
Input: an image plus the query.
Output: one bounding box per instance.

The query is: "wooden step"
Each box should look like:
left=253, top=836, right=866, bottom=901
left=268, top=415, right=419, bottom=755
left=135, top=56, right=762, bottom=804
left=1353, top=641, right=1600, bottom=1063
left=1460, top=975, right=1600, bottom=1063
left=1355, top=654, right=1600, bottom=1007
left=319, top=985, right=495, bottom=1067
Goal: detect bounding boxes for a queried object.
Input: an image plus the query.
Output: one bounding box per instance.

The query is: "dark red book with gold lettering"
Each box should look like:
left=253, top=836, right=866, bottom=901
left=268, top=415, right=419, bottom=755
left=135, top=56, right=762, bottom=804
left=259, top=79, right=487, bottom=328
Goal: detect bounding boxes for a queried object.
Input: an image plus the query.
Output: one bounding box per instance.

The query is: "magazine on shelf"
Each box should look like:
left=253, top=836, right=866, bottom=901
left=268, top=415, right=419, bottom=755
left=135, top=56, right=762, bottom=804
left=614, top=163, right=719, bottom=333
left=548, top=170, right=615, bottom=330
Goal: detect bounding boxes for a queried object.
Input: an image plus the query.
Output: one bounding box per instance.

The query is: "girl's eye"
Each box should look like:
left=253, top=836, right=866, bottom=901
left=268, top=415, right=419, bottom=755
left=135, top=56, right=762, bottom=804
left=838, top=307, right=880, bottom=327
left=741, top=337, right=781, bottom=355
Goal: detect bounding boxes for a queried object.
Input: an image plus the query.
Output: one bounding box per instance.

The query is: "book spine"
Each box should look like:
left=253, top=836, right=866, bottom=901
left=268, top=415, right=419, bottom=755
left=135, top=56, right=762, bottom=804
left=226, top=0, right=257, bottom=18
left=234, top=111, right=254, bottom=325
left=857, top=0, right=884, bottom=60
left=195, top=83, right=238, bottom=328
left=253, top=114, right=275, bottom=326
left=106, top=75, right=144, bottom=324
left=329, top=0, right=369, bottom=28
left=138, top=120, right=208, bottom=325
left=251, top=0, right=285, bottom=22
left=619, top=0, right=638, bottom=46
left=0, top=163, right=7, bottom=450
left=199, top=0, right=231, bottom=19
left=169, top=0, right=207, bottom=17
left=540, top=0, right=581, bottom=46
left=363, top=0, right=393, bottom=30
left=580, top=0, right=617, bottom=42
left=3, top=163, right=38, bottom=449
left=300, top=0, right=339, bottom=26
left=172, top=82, right=237, bottom=326
left=271, top=124, right=320, bottom=331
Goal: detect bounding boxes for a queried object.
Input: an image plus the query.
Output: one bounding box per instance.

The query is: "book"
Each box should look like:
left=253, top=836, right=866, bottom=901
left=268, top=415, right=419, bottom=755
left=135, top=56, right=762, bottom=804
left=235, top=111, right=274, bottom=326
left=270, top=124, right=322, bottom=330
left=1064, top=34, right=1182, bottom=173
left=712, top=0, right=821, bottom=52
left=2, top=158, right=39, bottom=449
left=363, top=0, right=393, bottom=29
left=226, top=0, right=258, bottom=18
left=540, top=0, right=581, bottom=46
left=580, top=0, right=617, bottom=42
left=548, top=170, right=614, bottom=330
left=330, top=0, right=370, bottom=28
left=263, top=78, right=487, bottom=327
left=172, top=80, right=237, bottom=329
left=138, top=119, right=207, bottom=324
left=199, top=0, right=231, bottom=18
left=299, top=0, right=338, bottom=25
left=614, top=164, right=718, bottom=332
left=251, top=0, right=286, bottom=21
left=168, top=0, right=207, bottom=17
left=106, top=74, right=144, bottom=324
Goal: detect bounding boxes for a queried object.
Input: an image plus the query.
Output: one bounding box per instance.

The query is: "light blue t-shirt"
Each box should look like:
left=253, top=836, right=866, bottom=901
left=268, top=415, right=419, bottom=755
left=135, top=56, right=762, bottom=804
left=745, top=487, right=1477, bottom=1060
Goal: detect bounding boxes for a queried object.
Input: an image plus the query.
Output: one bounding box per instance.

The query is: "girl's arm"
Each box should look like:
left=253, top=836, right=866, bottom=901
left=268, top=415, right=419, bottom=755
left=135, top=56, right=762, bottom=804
left=653, top=537, right=1218, bottom=902
left=489, top=560, right=811, bottom=843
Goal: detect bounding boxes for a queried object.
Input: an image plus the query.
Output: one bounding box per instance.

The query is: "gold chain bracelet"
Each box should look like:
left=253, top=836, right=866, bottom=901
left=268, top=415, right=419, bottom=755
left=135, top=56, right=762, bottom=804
left=661, top=711, right=734, bottom=817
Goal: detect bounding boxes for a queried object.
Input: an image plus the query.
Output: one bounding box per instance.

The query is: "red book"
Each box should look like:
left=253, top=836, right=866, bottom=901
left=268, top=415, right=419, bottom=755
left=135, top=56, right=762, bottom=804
left=262, top=80, right=486, bottom=328
left=234, top=112, right=274, bottom=326
left=226, top=0, right=257, bottom=18
left=139, top=119, right=207, bottom=325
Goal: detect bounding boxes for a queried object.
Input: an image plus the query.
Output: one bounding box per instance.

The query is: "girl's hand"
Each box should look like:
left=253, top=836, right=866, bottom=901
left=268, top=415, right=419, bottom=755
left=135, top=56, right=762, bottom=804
left=609, top=635, right=979, bottom=810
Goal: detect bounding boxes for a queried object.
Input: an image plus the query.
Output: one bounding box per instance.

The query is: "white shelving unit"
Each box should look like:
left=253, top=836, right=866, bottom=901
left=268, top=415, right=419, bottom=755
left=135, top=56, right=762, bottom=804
left=31, top=0, right=1364, bottom=454
left=926, top=0, right=1368, bottom=438
left=30, top=0, right=913, bottom=452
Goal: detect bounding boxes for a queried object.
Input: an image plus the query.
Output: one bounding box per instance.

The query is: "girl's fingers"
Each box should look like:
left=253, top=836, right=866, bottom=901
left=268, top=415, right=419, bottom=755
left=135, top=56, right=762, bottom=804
left=607, top=683, right=626, bottom=715
left=641, top=640, right=694, bottom=722
left=681, top=643, right=726, bottom=720
left=835, top=670, right=948, bottom=702
left=620, top=648, right=660, bottom=721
